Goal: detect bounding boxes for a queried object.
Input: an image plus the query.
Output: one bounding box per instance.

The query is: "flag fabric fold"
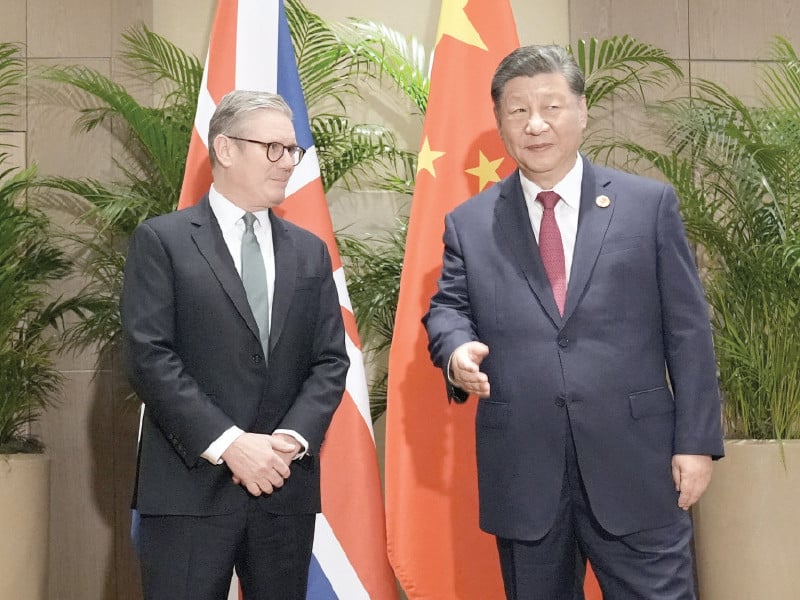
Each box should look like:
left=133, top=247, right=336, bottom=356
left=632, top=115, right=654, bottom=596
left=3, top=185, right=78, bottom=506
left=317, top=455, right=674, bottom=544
left=178, top=2, right=397, bottom=599
left=385, top=1, right=601, bottom=598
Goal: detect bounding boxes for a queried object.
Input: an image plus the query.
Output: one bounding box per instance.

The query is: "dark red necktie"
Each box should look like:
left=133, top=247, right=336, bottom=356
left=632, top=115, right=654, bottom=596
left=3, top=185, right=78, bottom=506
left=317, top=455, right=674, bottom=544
left=536, top=191, right=567, bottom=315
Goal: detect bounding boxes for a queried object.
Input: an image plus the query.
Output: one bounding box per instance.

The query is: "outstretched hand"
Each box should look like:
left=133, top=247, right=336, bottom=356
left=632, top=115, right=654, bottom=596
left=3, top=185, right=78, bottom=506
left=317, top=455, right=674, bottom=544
left=450, top=341, right=491, bottom=398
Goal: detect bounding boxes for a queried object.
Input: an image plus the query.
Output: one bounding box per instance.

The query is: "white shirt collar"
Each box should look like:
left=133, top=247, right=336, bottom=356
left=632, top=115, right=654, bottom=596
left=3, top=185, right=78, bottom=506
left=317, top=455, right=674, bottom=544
left=208, top=185, right=270, bottom=230
left=518, top=153, right=583, bottom=209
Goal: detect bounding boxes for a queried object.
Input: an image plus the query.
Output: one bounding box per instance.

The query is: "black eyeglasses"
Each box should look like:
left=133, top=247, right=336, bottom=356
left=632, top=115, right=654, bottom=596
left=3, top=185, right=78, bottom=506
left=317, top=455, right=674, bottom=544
left=226, top=135, right=306, bottom=166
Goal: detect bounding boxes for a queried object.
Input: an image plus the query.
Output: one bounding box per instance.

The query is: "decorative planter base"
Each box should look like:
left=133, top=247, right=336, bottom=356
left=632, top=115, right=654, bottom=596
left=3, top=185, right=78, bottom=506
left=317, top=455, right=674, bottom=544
left=0, top=453, right=50, bottom=600
left=692, top=440, right=800, bottom=600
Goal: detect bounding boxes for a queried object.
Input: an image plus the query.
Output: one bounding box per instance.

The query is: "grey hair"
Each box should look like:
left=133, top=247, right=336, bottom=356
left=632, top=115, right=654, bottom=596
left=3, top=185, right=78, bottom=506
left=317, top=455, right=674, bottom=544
left=490, top=45, right=585, bottom=109
left=207, top=90, right=294, bottom=168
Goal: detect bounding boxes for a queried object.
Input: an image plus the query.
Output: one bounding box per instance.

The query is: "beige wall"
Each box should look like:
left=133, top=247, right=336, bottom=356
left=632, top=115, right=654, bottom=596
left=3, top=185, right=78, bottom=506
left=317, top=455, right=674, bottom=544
left=3, top=1, right=797, bottom=598
left=152, top=1, right=567, bottom=61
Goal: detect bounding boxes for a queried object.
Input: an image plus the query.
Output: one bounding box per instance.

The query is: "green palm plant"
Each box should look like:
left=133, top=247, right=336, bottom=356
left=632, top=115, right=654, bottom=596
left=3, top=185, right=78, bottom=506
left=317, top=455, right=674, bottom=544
left=0, top=42, right=80, bottom=454
left=575, top=35, right=683, bottom=111
left=604, top=36, right=800, bottom=440
left=37, top=25, right=202, bottom=353
left=286, top=0, right=424, bottom=194
left=337, top=219, right=408, bottom=419
left=288, top=3, right=432, bottom=416
left=0, top=166, right=74, bottom=454
left=285, top=0, right=432, bottom=417
left=574, top=35, right=683, bottom=157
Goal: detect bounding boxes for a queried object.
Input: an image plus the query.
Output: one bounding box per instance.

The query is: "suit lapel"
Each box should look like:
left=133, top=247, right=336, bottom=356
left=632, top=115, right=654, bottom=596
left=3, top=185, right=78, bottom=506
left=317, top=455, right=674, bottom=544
left=495, top=173, right=563, bottom=326
left=562, top=157, right=614, bottom=320
left=268, top=212, right=296, bottom=354
left=189, top=197, right=261, bottom=345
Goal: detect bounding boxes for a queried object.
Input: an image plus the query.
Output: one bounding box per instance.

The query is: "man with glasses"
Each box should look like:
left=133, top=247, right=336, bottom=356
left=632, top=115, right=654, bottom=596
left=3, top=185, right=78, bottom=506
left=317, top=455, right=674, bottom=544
left=120, top=90, right=349, bottom=600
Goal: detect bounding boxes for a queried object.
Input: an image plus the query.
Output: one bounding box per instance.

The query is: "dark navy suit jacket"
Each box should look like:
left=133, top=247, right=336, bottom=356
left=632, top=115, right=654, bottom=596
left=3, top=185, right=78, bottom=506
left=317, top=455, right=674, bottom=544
left=121, top=196, right=348, bottom=517
left=424, top=156, right=724, bottom=540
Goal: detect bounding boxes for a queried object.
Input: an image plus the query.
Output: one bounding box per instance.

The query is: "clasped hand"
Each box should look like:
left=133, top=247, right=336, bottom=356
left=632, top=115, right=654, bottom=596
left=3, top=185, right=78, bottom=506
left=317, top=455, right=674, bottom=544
left=222, top=432, right=300, bottom=496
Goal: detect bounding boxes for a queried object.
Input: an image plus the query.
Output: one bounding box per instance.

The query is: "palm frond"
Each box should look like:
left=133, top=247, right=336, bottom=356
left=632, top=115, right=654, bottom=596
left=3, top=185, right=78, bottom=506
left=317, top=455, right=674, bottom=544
left=0, top=42, right=25, bottom=127
left=312, top=116, right=416, bottom=192
left=333, top=19, right=430, bottom=114
left=761, top=36, right=800, bottom=113
left=0, top=159, right=85, bottom=451
left=121, top=25, right=203, bottom=107
left=573, top=35, right=683, bottom=111
left=286, top=0, right=360, bottom=110
left=337, top=218, right=407, bottom=421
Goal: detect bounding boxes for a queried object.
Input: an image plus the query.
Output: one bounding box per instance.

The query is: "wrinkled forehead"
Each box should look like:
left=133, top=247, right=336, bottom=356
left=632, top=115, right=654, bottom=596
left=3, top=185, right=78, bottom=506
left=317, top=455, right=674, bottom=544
left=498, top=74, right=579, bottom=103
left=236, top=108, right=296, bottom=139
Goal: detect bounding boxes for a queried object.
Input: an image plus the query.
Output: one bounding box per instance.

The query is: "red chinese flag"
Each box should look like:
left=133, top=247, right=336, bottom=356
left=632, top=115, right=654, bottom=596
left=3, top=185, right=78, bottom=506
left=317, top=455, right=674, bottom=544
left=384, top=1, right=602, bottom=598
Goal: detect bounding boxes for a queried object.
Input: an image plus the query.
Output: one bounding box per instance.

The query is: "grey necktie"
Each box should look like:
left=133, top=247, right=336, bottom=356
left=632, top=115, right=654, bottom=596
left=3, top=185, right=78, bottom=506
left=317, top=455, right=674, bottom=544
left=241, top=212, right=270, bottom=358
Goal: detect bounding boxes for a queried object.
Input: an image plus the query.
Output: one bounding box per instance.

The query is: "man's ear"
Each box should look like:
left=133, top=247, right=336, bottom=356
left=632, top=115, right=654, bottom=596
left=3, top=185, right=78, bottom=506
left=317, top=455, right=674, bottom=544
left=578, top=95, right=588, bottom=130
left=213, top=134, right=235, bottom=168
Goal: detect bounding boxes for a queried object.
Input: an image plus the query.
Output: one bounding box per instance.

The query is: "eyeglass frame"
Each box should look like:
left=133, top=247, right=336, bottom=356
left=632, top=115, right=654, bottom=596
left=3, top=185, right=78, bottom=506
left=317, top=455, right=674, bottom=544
left=225, top=135, right=306, bottom=166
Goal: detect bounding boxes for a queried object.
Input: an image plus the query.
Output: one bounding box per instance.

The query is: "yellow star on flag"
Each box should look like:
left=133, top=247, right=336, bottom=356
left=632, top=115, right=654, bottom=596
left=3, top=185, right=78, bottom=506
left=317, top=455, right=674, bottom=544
left=465, top=150, right=504, bottom=191
left=417, top=136, right=446, bottom=177
left=435, top=0, right=487, bottom=50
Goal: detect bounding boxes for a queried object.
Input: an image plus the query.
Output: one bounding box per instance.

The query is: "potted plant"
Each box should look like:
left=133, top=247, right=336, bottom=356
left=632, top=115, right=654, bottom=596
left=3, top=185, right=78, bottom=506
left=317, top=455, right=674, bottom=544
left=601, top=36, right=800, bottom=599
left=0, top=41, right=83, bottom=600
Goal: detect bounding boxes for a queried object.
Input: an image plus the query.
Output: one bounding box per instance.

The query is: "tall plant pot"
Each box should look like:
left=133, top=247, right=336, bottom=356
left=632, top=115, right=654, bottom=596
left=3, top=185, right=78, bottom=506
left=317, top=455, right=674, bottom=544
left=692, top=440, right=800, bottom=599
left=0, top=453, right=50, bottom=599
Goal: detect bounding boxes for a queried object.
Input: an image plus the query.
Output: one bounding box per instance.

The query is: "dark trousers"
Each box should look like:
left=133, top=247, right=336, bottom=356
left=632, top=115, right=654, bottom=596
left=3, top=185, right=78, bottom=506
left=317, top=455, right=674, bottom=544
left=497, top=419, right=696, bottom=600
left=137, top=500, right=315, bottom=600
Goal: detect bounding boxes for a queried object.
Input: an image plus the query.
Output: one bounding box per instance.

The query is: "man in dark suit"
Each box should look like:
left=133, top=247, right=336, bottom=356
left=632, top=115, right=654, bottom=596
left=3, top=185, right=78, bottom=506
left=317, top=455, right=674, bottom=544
left=423, top=45, right=724, bottom=599
left=121, top=90, right=349, bottom=600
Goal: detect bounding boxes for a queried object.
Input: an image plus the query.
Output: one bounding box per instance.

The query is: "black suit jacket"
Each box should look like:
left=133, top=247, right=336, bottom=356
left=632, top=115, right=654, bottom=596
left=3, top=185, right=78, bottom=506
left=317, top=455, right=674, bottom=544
left=121, top=196, right=349, bottom=517
left=424, top=157, right=723, bottom=540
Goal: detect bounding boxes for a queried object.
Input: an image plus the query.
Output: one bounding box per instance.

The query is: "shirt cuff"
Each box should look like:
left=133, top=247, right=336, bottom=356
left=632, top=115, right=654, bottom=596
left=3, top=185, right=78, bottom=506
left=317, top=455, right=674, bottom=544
left=201, top=426, right=245, bottom=465
left=273, top=429, right=310, bottom=460
left=446, top=352, right=456, bottom=385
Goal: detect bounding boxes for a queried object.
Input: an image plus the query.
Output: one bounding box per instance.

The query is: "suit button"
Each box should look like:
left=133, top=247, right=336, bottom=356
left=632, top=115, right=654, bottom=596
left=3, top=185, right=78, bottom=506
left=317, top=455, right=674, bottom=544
left=251, top=353, right=263, bottom=364
left=558, top=337, right=569, bottom=348
left=555, top=395, right=566, bottom=407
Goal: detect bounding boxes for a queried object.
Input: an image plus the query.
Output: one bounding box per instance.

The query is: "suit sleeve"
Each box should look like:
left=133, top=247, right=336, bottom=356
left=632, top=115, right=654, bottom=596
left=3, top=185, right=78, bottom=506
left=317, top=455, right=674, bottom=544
left=656, top=186, right=725, bottom=459
left=273, top=242, right=349, bottom=452
left=423, top=213, right=479, bottom=403
left=121, top=222, right=236, bottom=467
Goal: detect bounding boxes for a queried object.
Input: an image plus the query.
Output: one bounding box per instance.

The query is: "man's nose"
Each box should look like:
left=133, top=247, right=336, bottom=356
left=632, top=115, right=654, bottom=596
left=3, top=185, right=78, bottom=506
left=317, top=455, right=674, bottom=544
left=525, top=114, right=548, bottom=134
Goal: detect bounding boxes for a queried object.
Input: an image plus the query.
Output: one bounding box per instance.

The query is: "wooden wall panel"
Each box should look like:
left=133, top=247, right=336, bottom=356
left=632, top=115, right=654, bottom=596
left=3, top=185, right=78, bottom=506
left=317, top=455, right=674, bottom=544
left=690, top=60, right=763, bottom=105
left=570, top=0, right=612, bottom=47
left=27, top=0, right=112, bottom=58
left=111, top=0, right=152, bottom=56
left=511, top=0, right=569, bottom=46
left=38, top=371, right=116, bottom=600
left=612, top=0, right=688, bottom=59
left=0, top=0, right=26, bottom=44
left=26, top=58, right=114, bottom=181
left=110, top=360, right=142, bottom=600
left=689, top=0, right=800, bottom=60
left=152, top=0, right=215, bottom=60
left=0, top=132, right=26, bottom=171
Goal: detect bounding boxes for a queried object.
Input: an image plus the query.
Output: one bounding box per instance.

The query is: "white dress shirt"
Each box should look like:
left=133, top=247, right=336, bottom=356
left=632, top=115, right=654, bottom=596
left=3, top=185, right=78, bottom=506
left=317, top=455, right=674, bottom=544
left=201, top=185, right=308, bottom=464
